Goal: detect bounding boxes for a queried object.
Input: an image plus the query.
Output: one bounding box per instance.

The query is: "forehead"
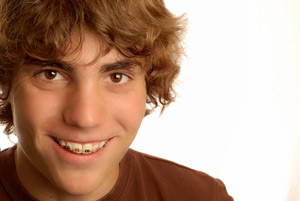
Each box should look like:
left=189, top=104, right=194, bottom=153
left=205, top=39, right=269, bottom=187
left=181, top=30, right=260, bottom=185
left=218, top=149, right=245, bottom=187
left=62, top=30, right=109, bottom=66
left=16, top=29, right=145, bottom=76
left=61, top=30, right=144, bottom=70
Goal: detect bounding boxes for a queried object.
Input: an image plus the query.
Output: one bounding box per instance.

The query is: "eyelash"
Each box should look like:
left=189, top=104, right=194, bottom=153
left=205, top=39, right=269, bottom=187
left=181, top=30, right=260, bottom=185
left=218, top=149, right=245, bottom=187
left=106, top=73, right=131, bottom=84
left=35, top=69, right=132, bottom=85
left=34, top=70, right=67, bottom=86
left=38, top=70, right=66, bottom=81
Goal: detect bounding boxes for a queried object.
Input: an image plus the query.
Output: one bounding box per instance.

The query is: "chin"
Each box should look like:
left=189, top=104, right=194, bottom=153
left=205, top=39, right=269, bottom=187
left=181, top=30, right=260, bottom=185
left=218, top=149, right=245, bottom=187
left=65, top=183, right=98, bottom=196
left=47, top=162, right=117, bottom=199
left=53, top=174, right=102, bottom=197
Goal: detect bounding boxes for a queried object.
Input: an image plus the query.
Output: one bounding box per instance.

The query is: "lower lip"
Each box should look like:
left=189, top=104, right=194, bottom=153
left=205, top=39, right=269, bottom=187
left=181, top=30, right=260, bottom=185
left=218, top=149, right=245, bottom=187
left=50, top=137, right=112, bottom=164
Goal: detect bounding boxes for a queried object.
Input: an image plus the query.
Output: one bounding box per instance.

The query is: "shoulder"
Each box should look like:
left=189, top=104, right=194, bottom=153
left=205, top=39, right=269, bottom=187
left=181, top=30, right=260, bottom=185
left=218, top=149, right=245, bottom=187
left=129, top=148, right=213, bottom=180
left=0, top=146, right=38, bottom=201
left=0, top=146, right=18, bottom=201
left=127, top=149, right=233, bottom=201
left=0, top=146, right=16, bottom=169
left=0, top=146, right=16, bottom=166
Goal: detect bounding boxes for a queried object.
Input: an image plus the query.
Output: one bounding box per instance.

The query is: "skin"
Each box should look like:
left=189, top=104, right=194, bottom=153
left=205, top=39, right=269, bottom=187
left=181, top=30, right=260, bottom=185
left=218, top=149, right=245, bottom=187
left=9, top=30, right=147, bottom=201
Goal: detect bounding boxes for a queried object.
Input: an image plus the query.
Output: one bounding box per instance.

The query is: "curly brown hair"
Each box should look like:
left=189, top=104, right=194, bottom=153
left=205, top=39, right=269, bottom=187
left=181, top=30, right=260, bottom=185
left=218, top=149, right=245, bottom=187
left=0, top=0, right=186, bottom=135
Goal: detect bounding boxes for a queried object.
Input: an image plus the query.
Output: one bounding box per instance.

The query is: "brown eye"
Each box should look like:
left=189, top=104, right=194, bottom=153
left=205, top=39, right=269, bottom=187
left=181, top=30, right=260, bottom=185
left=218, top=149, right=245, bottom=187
left=110, top=73, right=123, bottom=83
left=39, top=70, right=64, bottom=81
left=105, top=73, right=129, bottom=84
left=44, top=70, right=57, bottom=80
left=35, top=69, right=67, bottom=90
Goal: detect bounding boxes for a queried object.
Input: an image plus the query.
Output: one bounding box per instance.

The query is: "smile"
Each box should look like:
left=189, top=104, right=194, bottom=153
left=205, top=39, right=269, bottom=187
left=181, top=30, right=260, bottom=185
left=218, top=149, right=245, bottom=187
left=53, top=137, right=108, bottom=155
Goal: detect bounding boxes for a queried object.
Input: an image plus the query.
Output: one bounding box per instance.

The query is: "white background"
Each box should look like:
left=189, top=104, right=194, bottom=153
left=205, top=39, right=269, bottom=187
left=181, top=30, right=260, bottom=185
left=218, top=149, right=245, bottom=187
left=1, top=0, right=300, bottom=201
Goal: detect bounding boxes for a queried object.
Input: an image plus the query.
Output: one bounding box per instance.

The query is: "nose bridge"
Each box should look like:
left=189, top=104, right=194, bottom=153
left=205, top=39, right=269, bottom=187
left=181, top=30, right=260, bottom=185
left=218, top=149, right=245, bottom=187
left=63, top=82, right=105, bottom=129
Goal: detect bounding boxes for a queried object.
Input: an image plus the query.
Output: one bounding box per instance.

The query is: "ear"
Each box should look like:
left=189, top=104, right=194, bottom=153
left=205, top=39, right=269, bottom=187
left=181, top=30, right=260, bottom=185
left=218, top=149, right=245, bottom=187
left=0, top=68, right=14, bottom=103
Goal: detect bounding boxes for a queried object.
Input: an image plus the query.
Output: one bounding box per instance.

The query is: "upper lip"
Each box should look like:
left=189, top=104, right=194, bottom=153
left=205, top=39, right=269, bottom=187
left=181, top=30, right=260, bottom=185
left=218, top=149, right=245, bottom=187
left=51, top=136, right=112, bottom=144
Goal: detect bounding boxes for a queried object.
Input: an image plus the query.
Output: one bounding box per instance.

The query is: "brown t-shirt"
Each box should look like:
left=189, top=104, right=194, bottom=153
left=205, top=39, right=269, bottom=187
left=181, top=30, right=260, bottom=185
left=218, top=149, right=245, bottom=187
left=0, top=146, right=233, bottom=201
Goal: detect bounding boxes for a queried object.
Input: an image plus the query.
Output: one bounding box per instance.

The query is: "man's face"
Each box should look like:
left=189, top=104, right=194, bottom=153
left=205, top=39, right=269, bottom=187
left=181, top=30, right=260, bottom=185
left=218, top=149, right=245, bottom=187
left=9, top=31, right=146, bottom=199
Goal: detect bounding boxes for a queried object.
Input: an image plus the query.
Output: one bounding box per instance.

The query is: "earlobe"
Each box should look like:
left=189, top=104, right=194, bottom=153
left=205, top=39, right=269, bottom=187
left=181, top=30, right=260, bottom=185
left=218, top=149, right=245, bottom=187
left=0, top=68, right=15, bottom=104
left=0, top=87, right=10, bottom=104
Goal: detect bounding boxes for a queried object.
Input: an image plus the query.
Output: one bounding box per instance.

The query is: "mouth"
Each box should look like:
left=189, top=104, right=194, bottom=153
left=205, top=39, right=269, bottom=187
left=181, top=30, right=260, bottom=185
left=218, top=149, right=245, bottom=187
left=53, top=137, right=109, bottom=155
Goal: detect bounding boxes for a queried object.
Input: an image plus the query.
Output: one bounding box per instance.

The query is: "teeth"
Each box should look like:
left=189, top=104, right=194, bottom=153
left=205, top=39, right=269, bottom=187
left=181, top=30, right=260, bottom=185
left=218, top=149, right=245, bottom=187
left=54, top=138, right=108, bottom=155
left=72, top=143, right=82, bottom=154
left=93, top=144, right=101, bottom=153
left=59, top=140, right=66, bottom=147
left=65, top=142, right=73, bottom=151
left=82, top=144, right=92, bottom=154
left=100, top=141, right=107, bottom=149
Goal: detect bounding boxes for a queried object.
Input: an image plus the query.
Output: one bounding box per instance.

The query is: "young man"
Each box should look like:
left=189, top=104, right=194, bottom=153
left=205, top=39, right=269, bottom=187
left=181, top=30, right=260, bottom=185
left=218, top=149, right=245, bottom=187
left=0, top=0, right=233, bottom=200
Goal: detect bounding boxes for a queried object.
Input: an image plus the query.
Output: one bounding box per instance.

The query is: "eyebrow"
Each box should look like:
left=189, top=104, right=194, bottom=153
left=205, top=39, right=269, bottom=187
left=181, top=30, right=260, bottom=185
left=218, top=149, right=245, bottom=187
left=100, top=59, right=142, bottom=73
left=30, top=58, right=142, bottom=73
left=29, top=59, right=74, bottom=72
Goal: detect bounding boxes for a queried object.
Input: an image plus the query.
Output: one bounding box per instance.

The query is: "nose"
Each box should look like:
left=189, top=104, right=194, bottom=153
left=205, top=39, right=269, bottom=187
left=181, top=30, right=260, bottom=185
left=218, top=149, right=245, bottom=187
left=63, top=85, right=107, bottom=130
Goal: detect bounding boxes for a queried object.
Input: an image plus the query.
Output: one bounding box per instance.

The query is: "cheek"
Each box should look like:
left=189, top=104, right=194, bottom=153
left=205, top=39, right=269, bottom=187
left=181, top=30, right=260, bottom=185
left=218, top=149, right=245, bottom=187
left=11, top=85, right=62, bottom=137
left=112, top=90, right=146, bottom=134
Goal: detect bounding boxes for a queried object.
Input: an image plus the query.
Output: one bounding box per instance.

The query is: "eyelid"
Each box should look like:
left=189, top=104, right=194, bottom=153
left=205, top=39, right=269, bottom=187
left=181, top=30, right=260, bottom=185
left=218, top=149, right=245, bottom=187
left=34, top=69, right=67, bottom=81
left=105, top=72, right=131, bottom=84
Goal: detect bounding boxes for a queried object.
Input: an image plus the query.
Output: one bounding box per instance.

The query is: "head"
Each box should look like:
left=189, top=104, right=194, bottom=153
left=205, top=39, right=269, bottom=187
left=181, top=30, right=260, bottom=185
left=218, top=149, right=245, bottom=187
left=0, top=0, right=185, bottom=135
left=0, top=0, right=185, bottom=199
